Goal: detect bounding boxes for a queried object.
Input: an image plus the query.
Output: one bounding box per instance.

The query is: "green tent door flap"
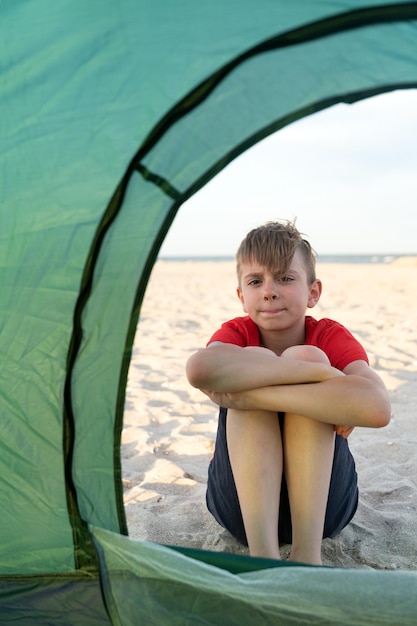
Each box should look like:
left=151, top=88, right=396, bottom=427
left=1, top=1, right=417, bottom=623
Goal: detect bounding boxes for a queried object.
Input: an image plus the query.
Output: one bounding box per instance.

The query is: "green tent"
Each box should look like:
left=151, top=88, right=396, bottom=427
left=1, top=1, right=417, bottom=623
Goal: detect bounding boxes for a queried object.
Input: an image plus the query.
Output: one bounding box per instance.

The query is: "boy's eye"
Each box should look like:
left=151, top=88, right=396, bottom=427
left=248, top=278, right=261, bottom=286
left=279, top=275, right=294, bottom=283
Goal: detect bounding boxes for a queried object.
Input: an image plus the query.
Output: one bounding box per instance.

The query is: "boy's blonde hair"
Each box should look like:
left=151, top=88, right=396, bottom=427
left=236, top=220, right=317, bottom=285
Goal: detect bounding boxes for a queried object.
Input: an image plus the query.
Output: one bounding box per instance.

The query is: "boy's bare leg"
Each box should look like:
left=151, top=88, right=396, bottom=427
left=278, top=344, right=336, bottom=565
left=283, top=413, right=335, bottom=565
left=226, top=408, right=282, bottom=559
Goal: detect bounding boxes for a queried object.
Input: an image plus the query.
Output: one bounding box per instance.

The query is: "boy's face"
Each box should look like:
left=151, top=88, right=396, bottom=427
left=237, top=249, right=322, bottom=336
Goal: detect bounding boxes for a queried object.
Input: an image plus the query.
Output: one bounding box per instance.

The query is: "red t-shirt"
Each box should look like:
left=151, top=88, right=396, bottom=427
left=207, top=315, right=368, bottom=371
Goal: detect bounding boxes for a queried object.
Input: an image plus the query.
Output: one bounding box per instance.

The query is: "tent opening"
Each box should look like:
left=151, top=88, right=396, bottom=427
left=122, top=90, right=417, bottom=571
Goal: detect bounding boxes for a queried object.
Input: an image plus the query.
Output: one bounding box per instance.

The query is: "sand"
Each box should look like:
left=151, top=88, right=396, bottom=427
left=122, top=260, right=417, bottom=570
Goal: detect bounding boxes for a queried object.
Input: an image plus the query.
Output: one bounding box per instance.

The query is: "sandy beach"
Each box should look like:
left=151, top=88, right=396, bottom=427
left=122, top=259, right=417, bottom=570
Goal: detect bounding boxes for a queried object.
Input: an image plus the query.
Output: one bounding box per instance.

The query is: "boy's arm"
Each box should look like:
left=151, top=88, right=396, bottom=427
left=186, top=342, right=342, bottom=393
left=203, top=360, right=390, bottom=429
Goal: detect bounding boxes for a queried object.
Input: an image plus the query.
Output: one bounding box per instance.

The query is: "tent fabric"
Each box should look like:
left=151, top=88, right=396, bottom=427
left=1, top=0, right=417, bottom=622
left=92, top=527, right=417, bottom=626
left=0, top=577, right=111, bottom=626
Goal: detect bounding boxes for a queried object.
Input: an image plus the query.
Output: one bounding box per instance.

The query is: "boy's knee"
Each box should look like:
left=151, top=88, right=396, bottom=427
left=281, top=345, right=330, bottom=365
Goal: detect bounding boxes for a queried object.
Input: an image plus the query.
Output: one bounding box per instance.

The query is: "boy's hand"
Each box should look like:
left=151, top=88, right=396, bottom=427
left=202, top=389, right=245, bottom=409
left=334, top=424, right=355, bottom=439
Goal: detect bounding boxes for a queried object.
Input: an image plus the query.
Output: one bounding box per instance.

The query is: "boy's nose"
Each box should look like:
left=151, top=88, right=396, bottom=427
left=263, top=282, right=279, bottom=300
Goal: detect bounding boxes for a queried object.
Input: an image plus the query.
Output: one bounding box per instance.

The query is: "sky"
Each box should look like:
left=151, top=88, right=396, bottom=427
left=159, top=89, right=417, bottom=258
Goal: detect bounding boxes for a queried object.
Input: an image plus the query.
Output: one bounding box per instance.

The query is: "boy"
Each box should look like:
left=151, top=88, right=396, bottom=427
left=186, top=221, right=390, bottom=565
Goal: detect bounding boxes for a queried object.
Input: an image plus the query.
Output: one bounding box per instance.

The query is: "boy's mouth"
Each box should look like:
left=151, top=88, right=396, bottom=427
left=260, top=308, right=285, bottom=315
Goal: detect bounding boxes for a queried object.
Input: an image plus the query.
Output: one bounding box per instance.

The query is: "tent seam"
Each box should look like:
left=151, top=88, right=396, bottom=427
left=136, top=163, right=182, bottom=201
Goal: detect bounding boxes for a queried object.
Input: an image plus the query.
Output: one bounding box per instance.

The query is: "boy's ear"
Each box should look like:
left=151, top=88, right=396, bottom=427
left=236, top=287, right=247, bottom=312
left=307, top=279, right=322, bottom=308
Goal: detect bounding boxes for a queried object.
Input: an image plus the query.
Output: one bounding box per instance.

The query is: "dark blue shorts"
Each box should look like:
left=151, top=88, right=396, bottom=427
left=206, top=408, right=358, bottom=545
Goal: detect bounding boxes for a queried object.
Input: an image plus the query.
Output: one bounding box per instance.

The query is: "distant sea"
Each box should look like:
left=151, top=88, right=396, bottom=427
left=159, top=254, right=417, bottom=264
